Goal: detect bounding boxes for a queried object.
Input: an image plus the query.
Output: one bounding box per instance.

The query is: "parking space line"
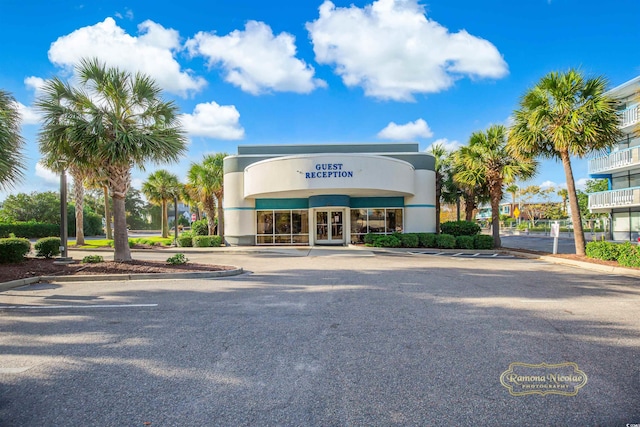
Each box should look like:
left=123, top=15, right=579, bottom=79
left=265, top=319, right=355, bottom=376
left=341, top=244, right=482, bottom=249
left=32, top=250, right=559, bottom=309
left=1, top=304, right=158, bottom=310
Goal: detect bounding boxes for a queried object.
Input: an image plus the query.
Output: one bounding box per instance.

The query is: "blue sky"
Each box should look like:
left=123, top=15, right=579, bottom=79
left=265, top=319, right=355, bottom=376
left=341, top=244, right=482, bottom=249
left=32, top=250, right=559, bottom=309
left=1, top=0, right=639, bottom=201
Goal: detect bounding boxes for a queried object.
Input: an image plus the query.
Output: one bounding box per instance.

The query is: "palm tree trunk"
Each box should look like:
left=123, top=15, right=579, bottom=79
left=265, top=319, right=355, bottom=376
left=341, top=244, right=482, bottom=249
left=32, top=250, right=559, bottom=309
left=161, top=199, right=168, bottom=238
left=560, top=150, right=586, bottom=255
left=490, top=184, right=502, bottom=248
left=112, top=193, right=132, bottom=262
left=216, top=194, right=224, bottom=238
left=464, top=192, right=475, bottom=221
left=70, top=167, right=85, bottom=246
left=103, top=186, right=112, bottom=240
left=435, top=172, right=441, bottom=234
left=203, top=196, right=216, bottom=235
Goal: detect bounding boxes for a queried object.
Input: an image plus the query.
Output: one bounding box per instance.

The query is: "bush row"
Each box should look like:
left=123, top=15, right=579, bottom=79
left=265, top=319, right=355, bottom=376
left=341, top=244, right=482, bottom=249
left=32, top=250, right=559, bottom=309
left=440, top=221, right=481, bottom=237
left=364, top=232, right=494, bottom=250
left=0, top=237, right=31, bottom=263
left=177, top=232, right=223, bottom=248
left=586, top=241, right=640, bottom=268
left=0, top=222, right=59, bottom=238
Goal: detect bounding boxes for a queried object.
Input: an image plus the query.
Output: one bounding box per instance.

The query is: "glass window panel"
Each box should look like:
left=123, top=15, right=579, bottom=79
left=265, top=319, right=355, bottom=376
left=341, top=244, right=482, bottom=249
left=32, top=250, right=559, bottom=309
left=256, top=235, right=273, bottom=244
left=631, top=211, right=640, bottom=231
left=351, top=209, right=367, bottom=234
left=293, top=235, right=309, bottom=244
left=351, top=233, right=365, bottom=244
left=629, top=173, right=640, bottom=188
left=257, top=211, right=273, bottom=235
left=291, top=210, right=309, bottom=234
left=275, top=211, right=291, bottom=234
left=275, top=235, right=292, bottom=244
left=387, top=209, right=403, bottom=233
left=612, top=176, right=629, bottom=190
left=368, top=209, right=385, bottom=233
left=613, top=212, right=630, bottom=231
left=331, top=211, right=343, bottom=240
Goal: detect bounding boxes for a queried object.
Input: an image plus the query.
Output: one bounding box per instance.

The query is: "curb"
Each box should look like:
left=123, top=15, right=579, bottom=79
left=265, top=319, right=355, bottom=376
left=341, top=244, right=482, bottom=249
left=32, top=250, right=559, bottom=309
left=0, top=267, right=244, bottom=291
left=503, top=250, right=640, bottom=278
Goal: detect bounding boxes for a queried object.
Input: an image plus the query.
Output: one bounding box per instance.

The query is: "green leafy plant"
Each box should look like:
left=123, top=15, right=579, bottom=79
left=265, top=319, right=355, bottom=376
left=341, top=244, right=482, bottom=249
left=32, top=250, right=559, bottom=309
left=191, top=219, right=209, bottom=236
left=34, top=236, right=61, bottom=258
left=167, top=253, right=189, bottom=265
left=435, top=233, right=456, bottom=249
left=440, top=221, right=481, bottom=237
left=177, top=231, right=194, bottom=247
left=617, top=242, right=640, bottom=268
left=399, top=233, right=419, bottom=248
left=82, top=255, right=104, bottom=263
left=0, top=237, right=31, bottom=263
left=420, top=233, right=437, bottom=248
left=473, top=234, right=495, bottom=250
left=585, top=241, right=620, bottom=261
left=372, top=235, right=401, bottom=248
left=455, top=235, right=475, bottom=249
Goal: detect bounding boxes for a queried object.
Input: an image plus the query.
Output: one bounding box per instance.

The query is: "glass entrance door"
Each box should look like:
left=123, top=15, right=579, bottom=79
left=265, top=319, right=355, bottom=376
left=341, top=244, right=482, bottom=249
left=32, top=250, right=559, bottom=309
left=315, top=210, right=344, bottom=244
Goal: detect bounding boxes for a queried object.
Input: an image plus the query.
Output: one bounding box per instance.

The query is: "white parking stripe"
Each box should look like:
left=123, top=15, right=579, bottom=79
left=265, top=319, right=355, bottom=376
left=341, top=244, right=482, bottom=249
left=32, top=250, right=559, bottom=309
left=1, top=304, right=158, bottom=310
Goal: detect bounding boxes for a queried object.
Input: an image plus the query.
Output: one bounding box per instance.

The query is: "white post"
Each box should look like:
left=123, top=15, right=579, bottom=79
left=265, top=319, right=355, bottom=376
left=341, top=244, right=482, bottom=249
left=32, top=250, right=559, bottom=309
left=551, top=221, right=560, bottom=255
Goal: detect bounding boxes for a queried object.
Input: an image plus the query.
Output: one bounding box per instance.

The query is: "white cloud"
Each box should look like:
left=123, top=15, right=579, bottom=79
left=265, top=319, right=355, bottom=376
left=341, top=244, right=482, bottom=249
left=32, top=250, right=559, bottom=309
left=180, top=102, right=245, bottom=140
left=187, top=21, right=326, bottom=94
left=47, top=17, right=206, bottom=97
left=16, top=102, right=41, bottom=125
left=35, top=162, right=60, bottom=185
left=377, top=118, right=433, bottom=140
left=306, top=0, right=508, bottom=101
left=24, top=76, right=46, bottom=95
left=426, top=138, right=462, bottom=153
left=539, top=180, right=558, bottom=189
left=574, top=178, right=588, bottom=190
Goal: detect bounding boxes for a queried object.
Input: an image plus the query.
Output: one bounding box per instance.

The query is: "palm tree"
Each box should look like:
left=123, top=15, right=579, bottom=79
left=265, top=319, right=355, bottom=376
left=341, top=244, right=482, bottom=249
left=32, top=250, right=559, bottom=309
left=455, top=125, right=537, bottom=247
left=142, top=170, right=181, bottom=238
left=186, top=153, right=227, bottom=237
left=509, top=69, right=621, bottom=255
left=428, top=143, right=451, bottom=233
left=36, top=58, right=187, bottom=261
left=557, top=188, right=569, bottom=216
left=0, top=90, right=26, bottom=190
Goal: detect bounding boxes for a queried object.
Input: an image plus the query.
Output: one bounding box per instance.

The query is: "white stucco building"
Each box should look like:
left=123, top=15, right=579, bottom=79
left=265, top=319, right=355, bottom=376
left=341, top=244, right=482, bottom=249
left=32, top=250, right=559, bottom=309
left=223, top=143, right=436, bottom=246
left=588, top=76, right=640, bottom=241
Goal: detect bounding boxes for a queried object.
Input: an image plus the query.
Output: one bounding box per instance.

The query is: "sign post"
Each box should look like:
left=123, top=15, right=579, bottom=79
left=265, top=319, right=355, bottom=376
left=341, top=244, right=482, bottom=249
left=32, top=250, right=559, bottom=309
left=550, top=221, right=560, bottom=254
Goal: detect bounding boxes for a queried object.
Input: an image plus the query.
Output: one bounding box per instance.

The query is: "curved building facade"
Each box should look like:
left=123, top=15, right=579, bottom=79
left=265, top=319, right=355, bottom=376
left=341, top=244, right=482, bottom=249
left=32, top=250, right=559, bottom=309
left=224, top=143, right=436, bottom=246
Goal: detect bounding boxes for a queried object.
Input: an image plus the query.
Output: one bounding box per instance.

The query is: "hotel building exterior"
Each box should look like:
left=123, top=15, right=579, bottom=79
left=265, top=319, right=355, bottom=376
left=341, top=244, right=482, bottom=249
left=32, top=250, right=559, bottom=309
left=223, top=143, right=436, bottom=246
left=588, top=76, right=640, bottom=241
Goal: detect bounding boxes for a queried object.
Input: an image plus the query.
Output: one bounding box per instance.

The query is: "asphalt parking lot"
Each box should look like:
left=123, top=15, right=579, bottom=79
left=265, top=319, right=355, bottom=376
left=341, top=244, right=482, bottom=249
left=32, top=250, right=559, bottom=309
left=1, top=251, right=639, bottom=426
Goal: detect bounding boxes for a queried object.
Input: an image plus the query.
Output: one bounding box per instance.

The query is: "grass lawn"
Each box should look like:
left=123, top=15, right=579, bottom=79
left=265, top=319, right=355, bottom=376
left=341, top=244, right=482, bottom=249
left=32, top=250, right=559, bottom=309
left=69, top=236, right=174, bottom=248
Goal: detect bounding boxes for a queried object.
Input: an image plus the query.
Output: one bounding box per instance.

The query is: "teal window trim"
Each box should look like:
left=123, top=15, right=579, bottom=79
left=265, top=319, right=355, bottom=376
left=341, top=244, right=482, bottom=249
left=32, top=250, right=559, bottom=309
left=255, top=198, right=309, bottom=210
left=405, top=204, right=436, bottom=208
left=350, top=197, right=404, bottom=208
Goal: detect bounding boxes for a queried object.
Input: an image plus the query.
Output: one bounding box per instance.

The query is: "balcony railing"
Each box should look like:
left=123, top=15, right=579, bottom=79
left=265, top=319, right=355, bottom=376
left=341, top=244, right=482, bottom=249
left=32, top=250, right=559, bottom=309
left=589, top=187, right=640, bottom=211
left=620, top=104, right=639, bottom=128
left=588, top=146, right=640, bottom=174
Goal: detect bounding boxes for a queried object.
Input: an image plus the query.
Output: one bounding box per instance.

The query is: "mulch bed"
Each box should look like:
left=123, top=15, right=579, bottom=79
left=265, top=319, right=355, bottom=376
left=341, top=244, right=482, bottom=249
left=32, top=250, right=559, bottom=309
left=0, top=258, right=234, bottom=283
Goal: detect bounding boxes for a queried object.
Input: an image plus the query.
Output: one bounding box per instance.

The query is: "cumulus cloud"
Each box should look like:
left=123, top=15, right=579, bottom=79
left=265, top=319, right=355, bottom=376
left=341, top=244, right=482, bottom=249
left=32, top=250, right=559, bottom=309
left=35, top=162, right=60, bottom=185
left=377, top=118, right=433, bottom=140
left=180, top=102, right=245, bottom=140
left=574, top=178, right=588, bottom=190
left=306, top=0, right=508, bottom=101
left=24, top=76, right=46, bottom=95
left=539, top=180, right=558, bottom=189
left=16, top=102, right=41, bottom=125
left=426, top=138, right=462, bottom=153
left=48, top=17, right=206, bottom=97
left=186, top=21, right=326, bottom=94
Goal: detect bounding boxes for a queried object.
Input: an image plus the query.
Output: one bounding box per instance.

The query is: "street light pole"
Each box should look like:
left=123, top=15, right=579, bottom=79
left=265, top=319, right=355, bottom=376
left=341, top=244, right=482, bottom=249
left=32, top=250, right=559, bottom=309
left=55, top=166, right=73, bottom=264
left=174, top=196, right=179, bottom=246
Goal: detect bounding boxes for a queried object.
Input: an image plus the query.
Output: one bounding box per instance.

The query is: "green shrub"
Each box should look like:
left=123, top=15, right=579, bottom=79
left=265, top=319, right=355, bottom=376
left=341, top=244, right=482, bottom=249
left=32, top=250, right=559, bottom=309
left=617, top=242, right=640, bottom=268
left=399, top=233, right=420, bottom=248
left=0, top=238, right=31, bottom=263
left=192, top=235, right=223, bottom=247
left=0, top=222, right=59, bottom=238
left=455, top=235, right=474, bottom=249
left=82, top=255, right=104, bottom=263
left=209, top=235, right=223, bottom=247
left=440, top=221, right=481, bottom=237
left=167, top=253, right=189, bottom=265
left=474, top=234, right=494, bottom=250
left=191, top=219, right=209, bottom=236
left=363, top=233, right=376, bottom=245
left=435, top=233, right=456, bottom=249
left=585, top=241, right=620, bottom=261
left=177, top=231, right=194, bottom=247
left=372, top=235, right=401, bottom=248
left=34, top=237, right=61, bottom=258
left=421, top=233, right=437, bottom=248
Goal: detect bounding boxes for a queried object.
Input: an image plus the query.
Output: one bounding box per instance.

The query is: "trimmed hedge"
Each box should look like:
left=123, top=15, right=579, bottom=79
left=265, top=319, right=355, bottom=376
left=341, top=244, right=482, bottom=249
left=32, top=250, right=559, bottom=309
left=177, top=231, right=194, bottom=247
left=586, top=241, right=640, bottom=268
left=0, top=238, right=31, bottom=263
left=398, top=233, right=419, bottom=248
left=191, top=219, right=209, bottom=236
left=193, top=235, right=223, bottom=247
left=440, top=221, right=481, bottom=237
left=0, top=222, right=59, bottom=238
left=372, top=235, right=401, bottom=248
left=455, top=235, right=475, bottom=249
left=473, top=234, right=494, bottom=250
left=435, top=233, right=456, bottom=249
left=616, top=242, right=640, bottom=268
left=34, top=237, right=61, bottom=258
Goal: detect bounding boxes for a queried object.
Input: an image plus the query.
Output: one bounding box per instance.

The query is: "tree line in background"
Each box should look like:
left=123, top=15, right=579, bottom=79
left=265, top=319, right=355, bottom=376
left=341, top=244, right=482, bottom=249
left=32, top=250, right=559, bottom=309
left=1, top=60, right=637, bottom=260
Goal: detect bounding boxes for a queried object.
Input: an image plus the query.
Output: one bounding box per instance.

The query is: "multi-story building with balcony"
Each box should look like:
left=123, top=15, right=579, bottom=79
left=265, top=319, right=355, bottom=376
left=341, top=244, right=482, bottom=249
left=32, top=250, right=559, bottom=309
left=588, top=75, right=640, bottom=241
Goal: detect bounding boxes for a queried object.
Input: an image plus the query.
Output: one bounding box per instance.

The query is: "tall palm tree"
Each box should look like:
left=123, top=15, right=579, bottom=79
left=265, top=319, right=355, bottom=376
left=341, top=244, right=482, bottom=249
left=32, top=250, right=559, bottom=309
left=509, top=69, right=621, bottom=255
left=142, top=170, right=181, bottom=238
left=0, top=90, right=26, bottom=190
left=186, top=153, right=227, bottom=237
left=428, top=143, right=450, bottom=233
left=455, top=125, right=537, bottom=247
left=37, top=58, right=187, bottom=261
